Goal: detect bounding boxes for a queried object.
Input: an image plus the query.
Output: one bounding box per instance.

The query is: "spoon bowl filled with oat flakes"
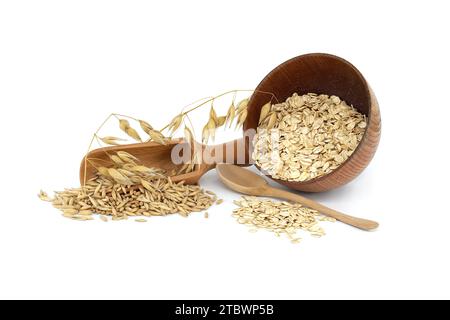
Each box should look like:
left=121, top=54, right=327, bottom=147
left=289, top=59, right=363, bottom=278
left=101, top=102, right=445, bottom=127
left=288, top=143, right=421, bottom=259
left=245, top=53, right=381, bottom=192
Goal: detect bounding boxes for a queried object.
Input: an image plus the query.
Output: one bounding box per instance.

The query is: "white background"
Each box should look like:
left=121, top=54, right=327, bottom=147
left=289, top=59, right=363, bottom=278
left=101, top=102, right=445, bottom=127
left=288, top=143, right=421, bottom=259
left=1, top=0, right=449, bottom=300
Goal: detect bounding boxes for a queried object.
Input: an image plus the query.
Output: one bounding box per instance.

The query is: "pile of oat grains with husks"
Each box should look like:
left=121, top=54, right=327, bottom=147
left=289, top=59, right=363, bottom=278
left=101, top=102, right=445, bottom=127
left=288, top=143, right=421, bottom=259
left=39, top=151, right=218, bottom=222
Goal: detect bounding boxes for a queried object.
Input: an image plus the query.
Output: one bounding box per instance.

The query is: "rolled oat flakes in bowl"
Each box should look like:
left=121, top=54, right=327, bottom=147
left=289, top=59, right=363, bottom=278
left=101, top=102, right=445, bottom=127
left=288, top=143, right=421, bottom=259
left=244, top=53, right=381, bottom=192
left=253, top=92, right=367, bottom=183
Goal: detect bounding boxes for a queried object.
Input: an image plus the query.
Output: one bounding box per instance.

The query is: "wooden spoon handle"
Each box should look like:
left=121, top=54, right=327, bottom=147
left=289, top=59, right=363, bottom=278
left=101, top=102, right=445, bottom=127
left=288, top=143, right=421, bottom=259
left=202, top=137, right=251, bottom=166
left=267, top=187, right=379, bottom=231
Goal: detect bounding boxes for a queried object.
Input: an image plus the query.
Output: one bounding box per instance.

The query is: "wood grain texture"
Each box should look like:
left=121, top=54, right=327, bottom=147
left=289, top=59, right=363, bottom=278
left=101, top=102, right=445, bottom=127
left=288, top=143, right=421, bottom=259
left=79, top=138, right=248, bottom=185
left=244, top=53, right=381, bottom=192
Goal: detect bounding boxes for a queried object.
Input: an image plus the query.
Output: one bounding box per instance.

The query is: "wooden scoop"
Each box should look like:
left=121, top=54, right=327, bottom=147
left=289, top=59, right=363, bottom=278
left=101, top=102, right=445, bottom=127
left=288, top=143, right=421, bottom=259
left=216, top=164, right=379, bottom=231
left=80, top=138, right=250, bottom=185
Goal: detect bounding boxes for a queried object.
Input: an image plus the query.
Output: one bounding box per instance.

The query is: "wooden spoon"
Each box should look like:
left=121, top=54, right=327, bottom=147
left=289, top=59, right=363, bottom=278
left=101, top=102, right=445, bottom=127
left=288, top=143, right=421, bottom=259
left=216, top=164, right=379, bottom=231
left=80, top=138, right=250, bottom=185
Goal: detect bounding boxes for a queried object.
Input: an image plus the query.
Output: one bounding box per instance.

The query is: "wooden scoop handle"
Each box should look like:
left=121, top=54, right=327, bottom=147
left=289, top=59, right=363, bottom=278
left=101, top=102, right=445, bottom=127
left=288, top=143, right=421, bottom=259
left=201, top=137, right=251, bottom=166
left=267, top=187, right=379, bottom=231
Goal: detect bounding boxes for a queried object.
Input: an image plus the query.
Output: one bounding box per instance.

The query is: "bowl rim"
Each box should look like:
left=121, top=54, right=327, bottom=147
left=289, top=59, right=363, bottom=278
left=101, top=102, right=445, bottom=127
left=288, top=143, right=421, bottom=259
left=246, top=52, right=373, bottom=188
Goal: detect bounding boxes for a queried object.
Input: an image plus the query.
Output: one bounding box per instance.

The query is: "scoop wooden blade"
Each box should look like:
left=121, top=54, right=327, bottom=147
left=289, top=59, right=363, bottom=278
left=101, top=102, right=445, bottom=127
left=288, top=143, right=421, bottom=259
left=79, top=139, right=204, bottom=185
left=81, top=138, right=249, bottom=186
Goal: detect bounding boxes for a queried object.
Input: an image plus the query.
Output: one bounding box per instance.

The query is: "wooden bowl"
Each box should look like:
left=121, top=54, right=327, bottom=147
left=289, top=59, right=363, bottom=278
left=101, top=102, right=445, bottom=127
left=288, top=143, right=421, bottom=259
left=244, top=53, right=381, bottom=192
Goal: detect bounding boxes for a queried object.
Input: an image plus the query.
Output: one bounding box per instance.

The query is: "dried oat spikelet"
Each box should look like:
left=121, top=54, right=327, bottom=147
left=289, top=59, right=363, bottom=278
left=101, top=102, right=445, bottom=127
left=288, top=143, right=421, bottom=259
left=117, top=151, right=138, bottom=163
left=131, top=165, right=154, bottom=173
left=139, top=120, right=153, bottom=134
left=126, top=127, right=142, bottom=142
left=119, top=119, right=129, bottom=132
left=266, top=112, right=277, bottom=129
left=100, top=136, right=127, bottom=146
left=184, top=126, right=194, bottom=146
left=204, top=118, right=216, bottom=143
left=236, top=109, right=248, bottom=129
left=118, top=168, right=135, bottom=177
left=148, top=130, right=166, bottom=144
left=119, top=119, right=142, bottom=142
left=108, top=168, right=132, bottom=185
left=167, top=114, right=183, bottom=135
left=140, top=179, right=154, bottom=192
left=225, top=102, right=236, bottom=128
left=202, top=124, right=209, bottom=144
left=180, top=126, right=197, bottom=175
left=236, top=98, right=249, bottom=115
left=210, top=106, right=219, bottom=126
left=110, top=155, right=125, bottom=165
left=139, top=119, right=166, bottom=144
left=259, top=101, right=271, bottom=125
left=202, top=118, right=217, bottom=144
left=217, top=116, right=226, bottom=128
left=97, top=167, right=110, bottom=177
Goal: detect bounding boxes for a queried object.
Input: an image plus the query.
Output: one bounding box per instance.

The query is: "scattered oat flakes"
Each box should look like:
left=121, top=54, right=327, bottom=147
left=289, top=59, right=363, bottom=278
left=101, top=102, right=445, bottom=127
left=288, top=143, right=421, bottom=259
left=232, top=196, right=334, bottom=242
